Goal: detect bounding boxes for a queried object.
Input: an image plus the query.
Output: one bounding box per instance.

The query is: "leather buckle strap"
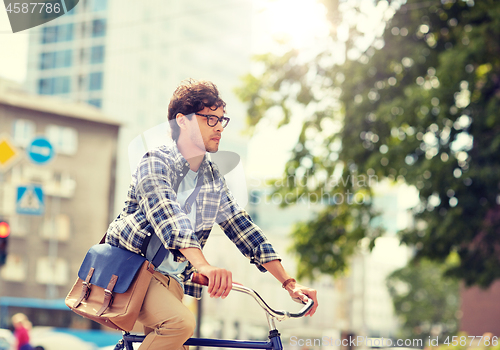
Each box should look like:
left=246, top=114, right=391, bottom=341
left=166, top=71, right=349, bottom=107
left=82, top=282, right=92, bottom=299
left=96, top=275, right=118, bottom=316
left=104, top=288, right=114, bottom=307
left=74, top=267, right=94, bottom=308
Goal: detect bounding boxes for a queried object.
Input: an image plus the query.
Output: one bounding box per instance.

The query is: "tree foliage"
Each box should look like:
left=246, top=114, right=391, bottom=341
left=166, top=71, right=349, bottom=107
left=236, top=0, right=500, bottom=286
left=386, top=259, right=459, bottom=341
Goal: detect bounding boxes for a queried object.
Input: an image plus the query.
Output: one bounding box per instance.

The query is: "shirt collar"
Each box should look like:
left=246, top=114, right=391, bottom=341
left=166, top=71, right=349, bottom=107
left=169, top=142, right=211, bottom=174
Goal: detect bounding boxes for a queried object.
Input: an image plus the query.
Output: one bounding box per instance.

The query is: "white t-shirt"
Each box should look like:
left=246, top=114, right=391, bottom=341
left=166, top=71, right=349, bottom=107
left=146, top=169, right=199, bottom=289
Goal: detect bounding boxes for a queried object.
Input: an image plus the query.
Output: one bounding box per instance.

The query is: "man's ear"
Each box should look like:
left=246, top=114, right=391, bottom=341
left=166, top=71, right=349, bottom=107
left=176, top=113, right=187, bottom=130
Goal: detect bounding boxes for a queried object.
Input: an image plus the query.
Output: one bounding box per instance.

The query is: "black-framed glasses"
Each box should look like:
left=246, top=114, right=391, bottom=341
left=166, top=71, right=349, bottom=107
left=195, top=113, right=230, bottom=128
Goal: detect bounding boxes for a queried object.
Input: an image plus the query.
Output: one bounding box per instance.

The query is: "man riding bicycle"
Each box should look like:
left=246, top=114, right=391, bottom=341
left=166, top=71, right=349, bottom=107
left=105, top=79, right=318, bottom=350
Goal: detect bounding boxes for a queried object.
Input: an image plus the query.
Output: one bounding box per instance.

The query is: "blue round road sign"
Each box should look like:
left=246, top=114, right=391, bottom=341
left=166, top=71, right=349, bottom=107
left=27, top=137, right=55, bottom=165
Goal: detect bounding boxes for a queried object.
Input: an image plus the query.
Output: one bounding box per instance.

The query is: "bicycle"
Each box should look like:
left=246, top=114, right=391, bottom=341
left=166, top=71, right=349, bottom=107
left=113, top=273, right=314, bottom=350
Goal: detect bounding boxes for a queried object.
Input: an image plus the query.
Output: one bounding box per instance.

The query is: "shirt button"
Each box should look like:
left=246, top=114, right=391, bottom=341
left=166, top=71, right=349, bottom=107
left=147, top=232, right=151, bottom=236
left=185, top=163, right=189, bottom=166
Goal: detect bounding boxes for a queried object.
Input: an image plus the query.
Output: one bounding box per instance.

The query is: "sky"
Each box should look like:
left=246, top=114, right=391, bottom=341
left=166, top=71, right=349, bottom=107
left=246, top=0, right=330, bottom=178
left=0, top=7, right=29, bottom=82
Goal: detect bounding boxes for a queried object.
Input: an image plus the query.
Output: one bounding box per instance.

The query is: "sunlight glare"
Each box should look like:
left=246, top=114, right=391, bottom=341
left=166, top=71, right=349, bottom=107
left=256, top=0, right=329, bottom=51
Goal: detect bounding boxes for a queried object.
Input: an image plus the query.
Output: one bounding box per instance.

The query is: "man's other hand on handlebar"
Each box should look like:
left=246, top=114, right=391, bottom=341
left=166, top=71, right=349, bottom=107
left=197, top=265, right=233, bottom=298
left=283, top=280, right=318, bottom=316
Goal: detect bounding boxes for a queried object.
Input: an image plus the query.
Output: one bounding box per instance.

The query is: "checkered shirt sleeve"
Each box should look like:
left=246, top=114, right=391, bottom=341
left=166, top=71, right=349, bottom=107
left=135, top=151, right=202, bottom=256
left=216, top=174, right=281, bottom=271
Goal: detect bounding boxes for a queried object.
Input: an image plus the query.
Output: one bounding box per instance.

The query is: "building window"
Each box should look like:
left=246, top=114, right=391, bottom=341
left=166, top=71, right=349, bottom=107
left=40, top=52, right=54, bottom=70
left=90, top=45, right=105, bottom=64
left=38, top=76, right=71, bottom=95
left=46, top=124, right=78, bottom=155
left=45, top=171, right=76, bottom=198
left=41, top=26, right=57, bottom=43
left=92, top=19, right=106, bottom=37
left=9, top=215, right=28, bottom=237
left=55, top=76, right=70, bottom=94
left=1, top=254, right=27, bottom=282
left=88, top=72, right=103, bottom=91
left=36, top=257, right=69, bottom=285
left=92, top=0, right=107, bottom=11
left=38, top=78, right=52, bottom=94
left=12, top=119, right=36, bottom=148
left=41, top=214, right=71, bottom=241
left=40, top=50, right=72, bottom=70
left=41, top=23, right=74, bottom=43
left=59, top=50, right=72, bottom=67
left=87, top=99, right=102, bottom=108
left=58, top=23, right=74, bottom=41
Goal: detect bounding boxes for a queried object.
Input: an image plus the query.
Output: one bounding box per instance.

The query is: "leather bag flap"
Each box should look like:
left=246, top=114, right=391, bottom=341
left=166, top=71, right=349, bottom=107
left=78, top=244, right=146, bottom=293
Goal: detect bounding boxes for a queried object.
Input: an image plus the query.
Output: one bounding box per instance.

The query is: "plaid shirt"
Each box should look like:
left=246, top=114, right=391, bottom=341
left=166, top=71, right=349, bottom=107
left=105, top=143, right=280, bottom=298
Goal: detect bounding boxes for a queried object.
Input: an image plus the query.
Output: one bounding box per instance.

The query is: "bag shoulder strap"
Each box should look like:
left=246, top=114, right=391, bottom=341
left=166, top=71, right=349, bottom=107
left=140, top=171, right=205, bottom=266
left=99, top=233, right=107, bottom=244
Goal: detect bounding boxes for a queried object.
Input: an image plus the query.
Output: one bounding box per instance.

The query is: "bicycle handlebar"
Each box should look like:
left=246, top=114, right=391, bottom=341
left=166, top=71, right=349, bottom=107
left=190, top=273, right=314, bottom=321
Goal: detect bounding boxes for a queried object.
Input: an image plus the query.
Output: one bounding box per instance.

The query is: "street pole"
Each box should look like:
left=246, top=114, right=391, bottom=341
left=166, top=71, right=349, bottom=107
left=46, top=195, right=60, bottom=299
left=195, top=296, right=203, bottom=350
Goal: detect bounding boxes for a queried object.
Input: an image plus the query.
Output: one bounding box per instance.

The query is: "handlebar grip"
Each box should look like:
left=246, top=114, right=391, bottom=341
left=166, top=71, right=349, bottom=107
left=191, top=273, right=209, bottom=286
left=290, top=298, right=314, bottom=318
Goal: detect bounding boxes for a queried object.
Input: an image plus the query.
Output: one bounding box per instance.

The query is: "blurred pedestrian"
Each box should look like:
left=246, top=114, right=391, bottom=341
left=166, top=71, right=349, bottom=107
left=11, top=313, right=33, bottom=350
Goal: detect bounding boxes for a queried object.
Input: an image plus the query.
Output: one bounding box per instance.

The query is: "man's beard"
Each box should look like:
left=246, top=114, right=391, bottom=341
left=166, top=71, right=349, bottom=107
left=205, top=141, right=219, bottom=153
left=190, top=131, right=219, bottom=153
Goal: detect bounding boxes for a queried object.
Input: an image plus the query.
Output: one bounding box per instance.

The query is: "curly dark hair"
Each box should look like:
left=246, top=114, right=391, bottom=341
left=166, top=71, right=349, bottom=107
left=168, top=79, right=226, bottom=142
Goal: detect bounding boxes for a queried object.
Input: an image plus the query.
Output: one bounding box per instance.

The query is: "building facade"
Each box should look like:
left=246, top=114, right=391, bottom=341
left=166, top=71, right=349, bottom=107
left=0, top=80, right=119, bottom=328
left=460, top=281, right=500, bottom=337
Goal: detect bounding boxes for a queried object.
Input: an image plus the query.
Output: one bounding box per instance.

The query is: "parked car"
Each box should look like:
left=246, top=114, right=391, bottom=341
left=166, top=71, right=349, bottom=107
left=30, top=328, right=97, bottom=350
left=0, top=329, right=14, bottom=350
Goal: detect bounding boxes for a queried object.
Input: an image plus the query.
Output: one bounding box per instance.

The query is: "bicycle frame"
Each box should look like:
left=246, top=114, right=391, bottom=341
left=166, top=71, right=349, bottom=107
left=114, top=276, right=313, bottom=350
left=116, top=310, right=285, bottom=350
left=120, top=330, right=283, bottom=349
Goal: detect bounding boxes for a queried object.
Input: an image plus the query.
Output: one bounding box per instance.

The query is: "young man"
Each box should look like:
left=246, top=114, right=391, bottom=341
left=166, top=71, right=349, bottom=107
left=105, top=79, right=318, bottom=350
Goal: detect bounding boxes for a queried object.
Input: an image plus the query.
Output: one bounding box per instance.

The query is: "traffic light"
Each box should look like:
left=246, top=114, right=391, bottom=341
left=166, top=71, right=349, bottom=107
left=0, top=220, right=10, bottom=266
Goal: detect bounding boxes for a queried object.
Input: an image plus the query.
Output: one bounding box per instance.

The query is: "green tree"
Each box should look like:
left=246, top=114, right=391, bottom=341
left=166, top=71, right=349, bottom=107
left=386, top=259, right=460, bottom=341
left=236, top=0, right=500, bottom=286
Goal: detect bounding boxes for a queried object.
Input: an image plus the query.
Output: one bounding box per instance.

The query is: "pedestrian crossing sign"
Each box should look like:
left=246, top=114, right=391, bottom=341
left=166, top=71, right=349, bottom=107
left=16, top=185, right=45, bottom=215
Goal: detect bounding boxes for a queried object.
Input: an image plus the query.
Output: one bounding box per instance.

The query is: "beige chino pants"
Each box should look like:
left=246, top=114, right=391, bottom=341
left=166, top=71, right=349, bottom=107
left=137, top=270, right=196, bottom=350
